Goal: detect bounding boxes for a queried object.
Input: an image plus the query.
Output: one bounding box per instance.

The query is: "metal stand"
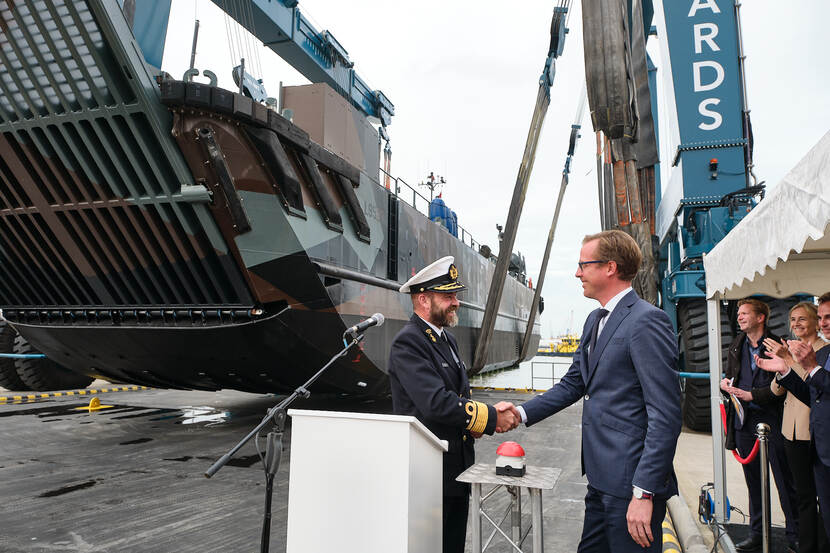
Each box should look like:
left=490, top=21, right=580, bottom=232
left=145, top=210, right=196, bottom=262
left=757, top=422, right=771, bottom=553
left=457, top=463, right=561, bottom=552
left=204, top=333, right=365, bottom=553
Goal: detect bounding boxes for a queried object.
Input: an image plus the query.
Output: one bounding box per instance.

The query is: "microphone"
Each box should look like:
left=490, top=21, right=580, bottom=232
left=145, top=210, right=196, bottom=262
left=344, top=313, right=385, bottom=336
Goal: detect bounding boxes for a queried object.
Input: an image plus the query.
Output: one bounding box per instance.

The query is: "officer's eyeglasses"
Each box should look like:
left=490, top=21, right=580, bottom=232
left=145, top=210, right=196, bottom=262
left=577, top=260, right=609, bottom=270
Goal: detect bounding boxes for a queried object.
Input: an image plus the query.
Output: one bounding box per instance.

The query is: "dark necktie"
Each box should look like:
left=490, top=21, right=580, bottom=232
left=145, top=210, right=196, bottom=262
left=441, top=333, right=456, bottom=363
left=588, top=309, right=609, bottom=355
left=440, top=332, right=462, bottom=388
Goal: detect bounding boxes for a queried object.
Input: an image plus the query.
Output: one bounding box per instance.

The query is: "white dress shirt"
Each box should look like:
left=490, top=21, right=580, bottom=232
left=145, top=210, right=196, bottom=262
left=518, top=286, right=633, bottom=424
left=596, top=286, right=633, bottom=339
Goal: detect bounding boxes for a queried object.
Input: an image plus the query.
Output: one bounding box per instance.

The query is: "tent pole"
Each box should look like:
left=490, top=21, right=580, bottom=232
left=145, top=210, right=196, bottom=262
left=708, top=297, right=728, bottom=522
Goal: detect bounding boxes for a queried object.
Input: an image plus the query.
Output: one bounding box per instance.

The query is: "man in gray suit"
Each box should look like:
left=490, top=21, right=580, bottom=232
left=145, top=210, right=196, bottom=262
left=503, top=230, right=681, bottom=552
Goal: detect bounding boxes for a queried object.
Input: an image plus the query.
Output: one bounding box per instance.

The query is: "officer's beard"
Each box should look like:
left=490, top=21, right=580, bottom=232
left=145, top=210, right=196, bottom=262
left=429, top=302, right=458, bottom=328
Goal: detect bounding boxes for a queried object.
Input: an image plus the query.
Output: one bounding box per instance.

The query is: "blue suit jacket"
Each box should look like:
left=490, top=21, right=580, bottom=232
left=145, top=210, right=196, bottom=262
left=779, top=344, right=830, bottom=466
left=521, top=290, right=682, bottom=499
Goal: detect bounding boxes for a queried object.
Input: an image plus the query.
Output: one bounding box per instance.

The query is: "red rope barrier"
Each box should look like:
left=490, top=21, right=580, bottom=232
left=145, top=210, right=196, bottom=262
left=719, top=403, right=759, bottom=465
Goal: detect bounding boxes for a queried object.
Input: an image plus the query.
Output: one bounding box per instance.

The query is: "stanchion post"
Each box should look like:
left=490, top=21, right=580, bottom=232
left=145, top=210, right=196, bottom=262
left=472, top=483, right=482, bottom=552
left=708, top=298, right=728, bottom=520
left=530, top=488, right=543, bottom=552
left=510, top=485, right=522, bottom=543
left=757, top=422, right=771, bottom=553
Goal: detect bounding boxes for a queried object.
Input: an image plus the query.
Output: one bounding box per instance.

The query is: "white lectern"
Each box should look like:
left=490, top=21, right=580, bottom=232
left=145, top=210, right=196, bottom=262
left=286, top=409, right=448, bottom=553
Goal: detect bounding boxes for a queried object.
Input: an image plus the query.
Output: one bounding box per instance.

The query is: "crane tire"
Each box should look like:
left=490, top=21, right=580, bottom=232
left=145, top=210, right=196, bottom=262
left=13, top=334, right=93, bottom=392
left=0, top=321, right=30, bottom=391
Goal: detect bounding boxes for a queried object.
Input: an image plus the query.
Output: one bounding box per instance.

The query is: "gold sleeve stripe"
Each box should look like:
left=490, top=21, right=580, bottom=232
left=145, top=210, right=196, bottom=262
left=431, top=282, right=464, bottom=291
left=464, top=400, right=489, bottom=434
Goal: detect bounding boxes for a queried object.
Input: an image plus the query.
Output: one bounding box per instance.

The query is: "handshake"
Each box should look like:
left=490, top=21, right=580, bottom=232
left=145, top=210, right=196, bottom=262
left=494, top=401, right=521, bottom=433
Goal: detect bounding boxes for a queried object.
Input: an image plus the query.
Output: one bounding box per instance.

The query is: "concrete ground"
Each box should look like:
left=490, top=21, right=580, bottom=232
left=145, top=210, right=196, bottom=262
left=0, top=381, right=782, bottom=552
left=0, top=385, right=585, bottom=552
left=675, top=425, right=790, bottom=549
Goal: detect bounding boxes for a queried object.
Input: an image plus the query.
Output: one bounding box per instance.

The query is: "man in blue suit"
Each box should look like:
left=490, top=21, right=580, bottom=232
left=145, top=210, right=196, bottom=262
left=505, top=230, right=682, bottom=552
left=757, top=292, right=830, bottom=542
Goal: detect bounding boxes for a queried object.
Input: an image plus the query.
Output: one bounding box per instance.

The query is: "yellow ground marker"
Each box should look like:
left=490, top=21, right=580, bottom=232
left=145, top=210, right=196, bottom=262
left=662, top=517, right=681, bottom=552
left=0, top=385, right=149, bottom=403
left=72, top=397, right=114, bottom=411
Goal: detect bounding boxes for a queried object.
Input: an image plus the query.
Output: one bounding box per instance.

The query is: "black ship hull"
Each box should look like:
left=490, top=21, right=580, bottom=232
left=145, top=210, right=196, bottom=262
left=0, top=0, right=540, bottom=393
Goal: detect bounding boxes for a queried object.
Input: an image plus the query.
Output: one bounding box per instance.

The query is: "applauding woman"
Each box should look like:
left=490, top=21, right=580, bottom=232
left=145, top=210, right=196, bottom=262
left=764, top=302, right=829, bottom=553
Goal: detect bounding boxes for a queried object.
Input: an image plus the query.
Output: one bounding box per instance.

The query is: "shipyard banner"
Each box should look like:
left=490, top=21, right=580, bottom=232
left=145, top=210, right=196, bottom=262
left=660, top=0, right=744, bottom=146
left=654, top=0, right=749, bottom=240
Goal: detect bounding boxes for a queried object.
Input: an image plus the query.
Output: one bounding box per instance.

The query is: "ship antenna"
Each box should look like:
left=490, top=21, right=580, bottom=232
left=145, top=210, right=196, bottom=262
left=418, top=172, right=445, bottom=201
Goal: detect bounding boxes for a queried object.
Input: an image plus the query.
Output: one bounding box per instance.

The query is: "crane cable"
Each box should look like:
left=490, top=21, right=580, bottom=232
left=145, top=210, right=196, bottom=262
left=221, top=0, right=264, bottom=81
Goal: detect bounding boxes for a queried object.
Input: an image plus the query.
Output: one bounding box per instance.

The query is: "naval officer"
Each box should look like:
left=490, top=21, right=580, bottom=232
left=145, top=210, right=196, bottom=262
left=388, top=256, right=516, bottom=553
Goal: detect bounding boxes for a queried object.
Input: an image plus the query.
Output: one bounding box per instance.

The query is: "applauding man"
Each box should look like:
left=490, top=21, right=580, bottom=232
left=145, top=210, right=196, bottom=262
left=756, top=292, right=830, bottom=543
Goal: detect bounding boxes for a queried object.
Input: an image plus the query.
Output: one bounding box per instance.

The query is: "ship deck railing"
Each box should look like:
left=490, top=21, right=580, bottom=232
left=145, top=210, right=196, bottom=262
left=530, top=359, right=570, bottom=391
left=379, top=168, right=480, bottom=253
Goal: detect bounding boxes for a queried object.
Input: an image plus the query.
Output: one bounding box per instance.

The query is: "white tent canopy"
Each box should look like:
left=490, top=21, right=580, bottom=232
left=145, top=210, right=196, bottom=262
left=697, top=129, right=830, bottom=527
left=704, top=130, right=830, bottom=300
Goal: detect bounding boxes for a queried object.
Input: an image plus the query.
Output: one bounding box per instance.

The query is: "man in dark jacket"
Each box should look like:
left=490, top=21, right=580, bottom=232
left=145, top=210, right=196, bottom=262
left=720, top=298, right=798, bottom=551
left=388, top=256, right=516, bottom=553
left=757, top=292, right=830, bottom=545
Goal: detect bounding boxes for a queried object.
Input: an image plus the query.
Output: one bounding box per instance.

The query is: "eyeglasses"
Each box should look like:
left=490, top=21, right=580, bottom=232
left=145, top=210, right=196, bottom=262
left=577, top=260, right=609, bottom=270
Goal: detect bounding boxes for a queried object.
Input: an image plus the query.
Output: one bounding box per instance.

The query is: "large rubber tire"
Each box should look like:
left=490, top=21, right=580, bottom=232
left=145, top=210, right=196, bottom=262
left=765, top=298, right=800, bottom=339
left=0, top=322, right=30, bottom=391
left=678, top=300, right=733, bottom=369
left=678, top=300, right=734, bottom=432
left=13, top=334, right=93, bottom=392
left=682, top=379, right=712, bottom=432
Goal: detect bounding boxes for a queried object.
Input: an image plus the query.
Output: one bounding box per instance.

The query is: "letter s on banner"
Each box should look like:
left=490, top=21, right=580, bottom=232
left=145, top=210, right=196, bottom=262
left=698, top=99, right=723, bottom=131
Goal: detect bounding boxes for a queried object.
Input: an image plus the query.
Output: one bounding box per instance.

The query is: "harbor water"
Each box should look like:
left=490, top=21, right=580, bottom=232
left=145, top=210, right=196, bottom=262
left=469, top=355, right=573, bottom=390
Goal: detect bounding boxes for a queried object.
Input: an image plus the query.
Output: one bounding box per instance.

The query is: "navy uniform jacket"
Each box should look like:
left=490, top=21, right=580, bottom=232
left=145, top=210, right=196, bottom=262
left=778, top=344, right=830, bottom=466
left=520, top=290, right=681, bottom=499
left=389, top=314, right=497, bottom=497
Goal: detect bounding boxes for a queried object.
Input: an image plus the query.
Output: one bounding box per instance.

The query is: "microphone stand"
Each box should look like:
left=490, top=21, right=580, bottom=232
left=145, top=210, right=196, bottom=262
left=205, top=331, right=365, bottom=553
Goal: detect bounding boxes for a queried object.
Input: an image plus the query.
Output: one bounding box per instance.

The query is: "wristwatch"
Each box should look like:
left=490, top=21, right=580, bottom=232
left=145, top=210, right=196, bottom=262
left=633, top=487, right=653, bottom=500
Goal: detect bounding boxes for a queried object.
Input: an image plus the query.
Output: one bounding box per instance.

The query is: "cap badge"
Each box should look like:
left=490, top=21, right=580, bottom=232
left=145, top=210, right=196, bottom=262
left=449, top=264, right=458, bottom=280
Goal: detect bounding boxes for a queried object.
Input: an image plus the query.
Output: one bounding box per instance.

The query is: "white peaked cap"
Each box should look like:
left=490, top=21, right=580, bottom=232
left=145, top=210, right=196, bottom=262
left=399, top=255, right=466, bottom=294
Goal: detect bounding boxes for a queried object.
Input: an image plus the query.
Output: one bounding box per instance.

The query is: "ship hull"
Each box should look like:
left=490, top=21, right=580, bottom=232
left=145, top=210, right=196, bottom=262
left=0, top=0, right=539, bottom=394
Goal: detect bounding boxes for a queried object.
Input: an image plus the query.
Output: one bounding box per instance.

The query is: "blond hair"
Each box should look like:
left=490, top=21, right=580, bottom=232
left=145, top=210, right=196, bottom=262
left=738, top=298, right=770, bottom=326
left=789, top=301, right=818, bottom=330
left=582, top=230, right=642, bottom=281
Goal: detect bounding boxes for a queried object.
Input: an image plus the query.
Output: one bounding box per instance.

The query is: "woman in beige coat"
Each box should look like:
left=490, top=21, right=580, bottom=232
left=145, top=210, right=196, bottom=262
left=764, top=302, right=829, bottom=553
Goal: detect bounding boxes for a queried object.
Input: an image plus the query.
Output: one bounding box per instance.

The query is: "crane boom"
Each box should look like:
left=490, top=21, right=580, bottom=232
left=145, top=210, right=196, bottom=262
left=207, top=0, right=393, bottom=126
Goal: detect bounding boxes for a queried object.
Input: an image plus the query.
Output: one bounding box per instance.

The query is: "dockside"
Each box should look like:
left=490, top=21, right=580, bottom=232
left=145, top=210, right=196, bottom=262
left=0, top=384, right=797, bottom=552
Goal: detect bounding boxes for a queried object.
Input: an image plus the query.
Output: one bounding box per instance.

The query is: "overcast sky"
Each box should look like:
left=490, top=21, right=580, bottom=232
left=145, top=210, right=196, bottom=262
left=162, top=0, right=830, bottom=338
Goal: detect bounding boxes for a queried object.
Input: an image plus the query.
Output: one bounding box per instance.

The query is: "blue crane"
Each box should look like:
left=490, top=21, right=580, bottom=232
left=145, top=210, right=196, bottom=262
left=119, top=0, right=394, bottom=127
left=583, top=0, right=798, bottom=532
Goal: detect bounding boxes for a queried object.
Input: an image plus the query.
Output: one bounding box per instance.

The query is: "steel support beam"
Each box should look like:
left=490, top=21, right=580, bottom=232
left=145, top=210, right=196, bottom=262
left=708, top=297, right=728, bottom=521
